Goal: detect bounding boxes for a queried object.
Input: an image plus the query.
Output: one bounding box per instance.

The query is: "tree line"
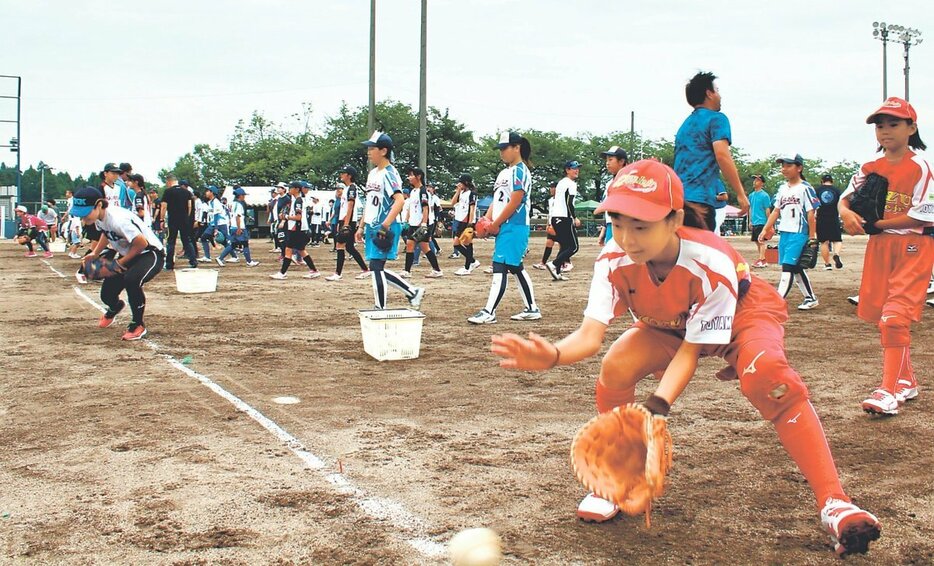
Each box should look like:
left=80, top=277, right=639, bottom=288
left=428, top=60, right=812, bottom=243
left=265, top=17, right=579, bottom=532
left=5, top=100, right=860, bottom=211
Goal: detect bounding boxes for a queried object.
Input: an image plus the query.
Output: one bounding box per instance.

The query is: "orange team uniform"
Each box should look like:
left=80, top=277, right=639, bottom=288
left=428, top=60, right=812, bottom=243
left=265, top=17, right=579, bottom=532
left=843, top=151, right=934, bottom=395
left=585, top=226, right=849, bottom=507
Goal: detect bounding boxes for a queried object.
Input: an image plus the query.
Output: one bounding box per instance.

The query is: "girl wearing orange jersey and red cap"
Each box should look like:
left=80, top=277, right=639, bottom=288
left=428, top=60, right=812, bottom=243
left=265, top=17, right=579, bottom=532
left=492, top=160, right=881, bottom=556
left=839, top=97, right=934, bottom=416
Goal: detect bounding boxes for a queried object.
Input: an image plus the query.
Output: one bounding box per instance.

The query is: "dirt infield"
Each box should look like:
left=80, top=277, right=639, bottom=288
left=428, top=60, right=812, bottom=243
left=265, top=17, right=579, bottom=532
left=1, top=235, right=932, bottom=565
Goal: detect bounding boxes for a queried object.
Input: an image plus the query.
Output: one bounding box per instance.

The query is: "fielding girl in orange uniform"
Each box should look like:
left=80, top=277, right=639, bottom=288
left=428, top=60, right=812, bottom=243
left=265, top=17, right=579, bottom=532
left=492, top=160, right=881, bottom=556
left=839, top=97, right=934, bottom=416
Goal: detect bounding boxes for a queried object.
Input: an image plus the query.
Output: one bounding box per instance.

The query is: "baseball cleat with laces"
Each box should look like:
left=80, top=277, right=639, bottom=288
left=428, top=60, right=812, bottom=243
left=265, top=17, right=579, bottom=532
left=820, top=498, right=881, bottom=556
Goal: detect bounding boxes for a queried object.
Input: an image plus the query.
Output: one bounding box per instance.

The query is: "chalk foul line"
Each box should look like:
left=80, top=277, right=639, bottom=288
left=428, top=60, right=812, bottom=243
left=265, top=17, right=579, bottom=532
left=69, top=284, right=445, bottom=559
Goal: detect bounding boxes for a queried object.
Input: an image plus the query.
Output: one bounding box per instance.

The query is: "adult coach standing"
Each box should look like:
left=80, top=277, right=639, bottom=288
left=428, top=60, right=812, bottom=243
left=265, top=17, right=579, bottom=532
left=674, top=71, right=749, bottom=230
left=545, top=160, right=582, bottom=281
left=815, top=173, right=844, bottom=270
left=160, top=174, right=198, bottom=270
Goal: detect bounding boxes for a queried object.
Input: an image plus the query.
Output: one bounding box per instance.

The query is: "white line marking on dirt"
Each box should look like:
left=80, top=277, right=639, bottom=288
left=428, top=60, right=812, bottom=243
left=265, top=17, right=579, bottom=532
left=70, top=283, right=445, bottom=559
left=41, top=259, right=66, bottom=278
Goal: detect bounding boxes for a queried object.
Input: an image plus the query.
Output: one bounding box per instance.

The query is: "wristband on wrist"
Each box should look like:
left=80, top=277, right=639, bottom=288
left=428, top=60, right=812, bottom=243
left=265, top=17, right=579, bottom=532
left=549, top=345, right=561, bottom=369
left=643, top=394, right=671, bottom=417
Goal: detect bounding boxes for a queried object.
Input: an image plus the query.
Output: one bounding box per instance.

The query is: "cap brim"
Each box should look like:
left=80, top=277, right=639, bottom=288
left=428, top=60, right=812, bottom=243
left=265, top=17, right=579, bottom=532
left=865, top=110, right=911, bottom=124
left=495, top=143, right=510, bottom=149
left=595, top=195, right=672, bottom=222
left=71, top=204, right=94, bottom=218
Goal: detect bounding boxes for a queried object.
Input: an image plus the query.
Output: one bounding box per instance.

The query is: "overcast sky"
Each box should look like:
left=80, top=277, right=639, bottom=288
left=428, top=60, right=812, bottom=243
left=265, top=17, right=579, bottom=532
left=2, top=0, right=932, bottom=184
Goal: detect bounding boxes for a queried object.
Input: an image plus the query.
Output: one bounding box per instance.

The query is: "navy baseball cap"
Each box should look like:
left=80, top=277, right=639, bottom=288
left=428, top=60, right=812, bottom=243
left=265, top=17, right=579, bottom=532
left=565, top=160, right=581, bottom=169
left=289, top=181, right=303, bottom=189
left=179, top=179, right=190, bottom=186
left=751, top=174, right=765, bottom=181
left=496, top=131, right=522, bottom=149
left=776, top=153, right=804, bottom=166
left=204, top=185, right=218, bottom=193
left=821, top=173, right=834, bottom=182
left=362, top=131, right=393, bottom=149
left=340, top=165, right=359, bottom=178
left=458, top=173, right=473, bottom=185
left=71, top=186, right=104, bottom=218
left=600, top=146, right=628, bottom=160
left=103, top=162, right=122, bottom=173
left=233, top=187, right=246, bottom=196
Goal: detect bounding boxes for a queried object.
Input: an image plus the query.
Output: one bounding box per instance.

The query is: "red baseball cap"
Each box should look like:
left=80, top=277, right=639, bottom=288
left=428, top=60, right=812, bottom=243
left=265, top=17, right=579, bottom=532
left=595, top=160, right=684, bottom=222
left=866, top=97, right=918, bottom=124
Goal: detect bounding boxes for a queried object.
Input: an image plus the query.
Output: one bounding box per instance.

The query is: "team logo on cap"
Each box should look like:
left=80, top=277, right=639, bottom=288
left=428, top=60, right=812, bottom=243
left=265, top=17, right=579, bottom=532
left=498, top=132, right=510, bottom=144
left=368, top=131, right=384, bottom=144
left=614, top=170, right=657, bottom=193
left=882, top=99, right=903, bottom=109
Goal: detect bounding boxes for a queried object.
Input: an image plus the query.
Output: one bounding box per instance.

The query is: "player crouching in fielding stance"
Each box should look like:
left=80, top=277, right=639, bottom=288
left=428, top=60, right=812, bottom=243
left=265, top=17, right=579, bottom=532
left=357, top=131, right=425, bottom=310
left=839, top=97, right=934, bottom=416
left=491, top=161, right=881, bottom=556
left=71, top=186, right=165, bottom=341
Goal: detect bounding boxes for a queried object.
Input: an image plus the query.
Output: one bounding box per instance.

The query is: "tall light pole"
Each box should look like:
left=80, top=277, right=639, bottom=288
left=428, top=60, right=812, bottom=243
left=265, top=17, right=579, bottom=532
left=0, top=75, right=21, bottom=203
left=38, top=161, right=53, bottom=203
left=896, top=27, right=923, bottom=101
left=418, top=0, right=427, bottom=173
left=872, top=22, right=892, bottom=99
left=368, top=0, right=376, bottom=135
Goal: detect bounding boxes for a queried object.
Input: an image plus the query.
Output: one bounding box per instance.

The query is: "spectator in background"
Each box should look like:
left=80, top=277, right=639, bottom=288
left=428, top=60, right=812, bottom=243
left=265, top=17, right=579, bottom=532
left=160, top=174, right=198, bottom=270
left=39, top=200, right=59, bottom=242
left=815, top=173, right=844, bottom=270
left=149, top=189, right=163, bottom=243
left=674, top=71, right=749, bottom=230
left=748, top=174, right=772, bottom=268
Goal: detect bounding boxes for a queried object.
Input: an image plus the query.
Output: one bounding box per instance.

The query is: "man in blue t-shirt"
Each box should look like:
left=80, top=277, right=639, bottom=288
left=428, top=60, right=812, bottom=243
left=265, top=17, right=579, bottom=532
left=747, top=174, right=772, bottom=268
left=674, top=71, right=749, bottom=231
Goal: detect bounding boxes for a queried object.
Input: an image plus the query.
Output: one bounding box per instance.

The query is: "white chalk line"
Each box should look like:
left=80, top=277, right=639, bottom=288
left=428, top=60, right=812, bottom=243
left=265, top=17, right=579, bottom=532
left=40, top=259, right=66, bottom=278
left=69, top=284, right=445, bottom=558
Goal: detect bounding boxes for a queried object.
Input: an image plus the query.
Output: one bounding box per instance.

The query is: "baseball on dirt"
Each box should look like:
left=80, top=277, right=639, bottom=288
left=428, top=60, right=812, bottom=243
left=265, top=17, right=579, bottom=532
left=448, top=527, right=502, bottom=566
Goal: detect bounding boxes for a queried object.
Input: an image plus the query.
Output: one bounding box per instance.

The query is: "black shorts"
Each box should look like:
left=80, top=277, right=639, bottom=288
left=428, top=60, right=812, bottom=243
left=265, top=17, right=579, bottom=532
left=750, top=225, right=764, bottom=242
left=817, top=222, right=842, bottom=243
left=285, top=230, right=310, bottom=250
left=83, top=223, right=102, bottom=242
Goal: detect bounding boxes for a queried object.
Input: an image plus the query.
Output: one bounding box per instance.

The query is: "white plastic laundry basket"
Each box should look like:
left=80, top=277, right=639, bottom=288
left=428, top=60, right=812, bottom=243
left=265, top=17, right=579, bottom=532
left=175, top=268, right=219, bottom=293
left=49, top=241, right=66, bottom=253
left=358, top=308, right=426, bottom=361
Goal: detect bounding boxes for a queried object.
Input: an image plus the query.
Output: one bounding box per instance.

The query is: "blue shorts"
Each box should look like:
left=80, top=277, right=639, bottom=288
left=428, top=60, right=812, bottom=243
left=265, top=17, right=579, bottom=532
left=492, top=222, right=529, bottom=266
left=364, top=223, right=402, bottom=261
left=778, top=232, right=808, bottom=265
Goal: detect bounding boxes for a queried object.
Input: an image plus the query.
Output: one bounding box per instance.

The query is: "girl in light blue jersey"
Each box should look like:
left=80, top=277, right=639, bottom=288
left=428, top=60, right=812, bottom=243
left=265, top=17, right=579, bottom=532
left=468, top=132, right=541, bottom=324
left=357, top=132, right=425, bottom=310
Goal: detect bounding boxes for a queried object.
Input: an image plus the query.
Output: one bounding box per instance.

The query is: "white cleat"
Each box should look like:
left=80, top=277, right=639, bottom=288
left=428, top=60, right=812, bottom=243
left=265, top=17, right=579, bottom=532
left=467, top=309, right=496, bottom=324
left=820, top=497, right=881, bottom=556
left=861, top=388, right=898, bottom=416
left=510, top=307, right=542, bottom=321
left=356, top=270, right=372, bottom=279
left=246, top=260, right=261, bottom=267
left=269, top=272, right=287, bottom=280
left=303, top=271, right=321, bottom=279
left=797, top=298, right=819, bottom=310
left=577, top=493, right=619, bottom=523
left=324, top=273, right=342, bottom=281
left=408, top=287, right=426, bottom=309
left=425, top=270, right=443, bottom=278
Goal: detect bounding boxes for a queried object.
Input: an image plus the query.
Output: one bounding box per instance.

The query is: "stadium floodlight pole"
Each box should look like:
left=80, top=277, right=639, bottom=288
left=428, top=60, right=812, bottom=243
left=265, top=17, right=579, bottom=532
left=418, top=0, right=427, bottom=173
left=368, top=0, right=376, bottom=135
left=896, top=27, right=923, bottom=101
left=0, top=75, right=22, bottom=202
left=872, top=22, right=891, bottom=99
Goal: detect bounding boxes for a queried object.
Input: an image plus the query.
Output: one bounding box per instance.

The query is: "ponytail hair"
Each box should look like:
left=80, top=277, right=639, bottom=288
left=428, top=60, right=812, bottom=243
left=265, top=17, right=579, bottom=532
left=910, top=127, right=927, bottom=151
left=519, top=136, right=532, bottom=167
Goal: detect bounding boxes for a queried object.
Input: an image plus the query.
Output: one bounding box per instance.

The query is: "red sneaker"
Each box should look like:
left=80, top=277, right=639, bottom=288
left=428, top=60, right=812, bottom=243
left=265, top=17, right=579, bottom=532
left=121, top=324, right=147, bottom=341
left=43, top=251, right=53, bottom=258
left=24, top=251, right=37, bottom=258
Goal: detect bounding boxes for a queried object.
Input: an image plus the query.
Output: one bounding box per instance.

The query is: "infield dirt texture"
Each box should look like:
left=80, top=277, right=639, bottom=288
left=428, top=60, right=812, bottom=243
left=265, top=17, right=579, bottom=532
left=1, top=236, right=931, bottom=564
